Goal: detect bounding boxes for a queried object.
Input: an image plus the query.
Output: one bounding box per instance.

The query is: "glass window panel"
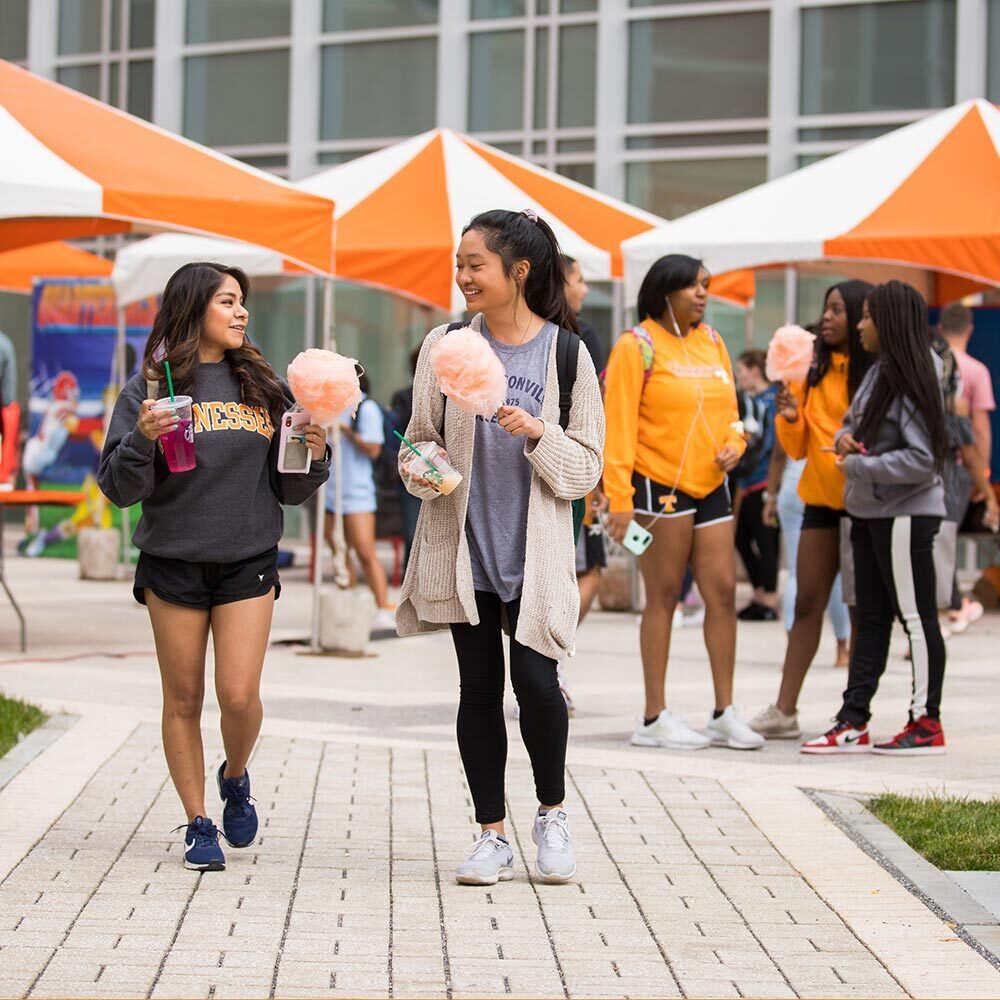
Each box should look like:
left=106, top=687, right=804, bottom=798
left=469, top=30, right=524, bottom=131
left=318, top=149, right=376, bottom=165
left=128, top=59, right=153, bottom=120
left=57, top=63, right=102, bottom=98
left=538, top=0, right=549, bottom=12
left=801, top=0, right=955, bottom=115
left=798, top=124, right=896, bottom=142
left=323, top=0, right=438, bottom=31
left=185, top=0, right=290, bottom=43
left=321, top=38, right=436, bottom=140
left=556, top=162, right=595, bottom=187
left=184, top=50, right=290, bottom=145
left=627, top=131, right=767, bottom=149
left=110, top=61, right=120, bottom=104
left=556, top=138, right=594, bottom=152
left=111, top=0, right=121, bottom=49
left=534, top=27, right=548, bottom=129
left=58, top=0, right=104, bottom=55
left=471, top=0, right=524, bottom=18
left=532, top=139, right=548, bottom=154
left=558, top=24, right=596, bottom=128
left=130, top=0, right=155, bottom=47
left=991, top=0, right=1000, bottom=101
left=0, top=0, right=29, bottom=61
left=629, top=14, right=769, bottom=123
left=625, top=157, right=767, bottom=220
left=561, top=0, right=597, bottom=10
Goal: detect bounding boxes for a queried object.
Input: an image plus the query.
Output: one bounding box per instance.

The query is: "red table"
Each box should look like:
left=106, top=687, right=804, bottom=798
left=0, top=489, right=84, bottom=652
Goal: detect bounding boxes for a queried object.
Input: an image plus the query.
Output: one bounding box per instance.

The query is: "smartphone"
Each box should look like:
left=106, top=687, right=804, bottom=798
left=277, top=409, right=312, bottom=474
left=622, top=520, right=653, bottom=556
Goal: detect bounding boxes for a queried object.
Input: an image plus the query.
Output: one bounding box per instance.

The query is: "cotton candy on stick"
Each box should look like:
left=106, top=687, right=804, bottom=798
left=765, top=325, right=816, bottom=385
left=287, top=348, right=362, bottom=427
left=430, top=326, right=507, bottom=419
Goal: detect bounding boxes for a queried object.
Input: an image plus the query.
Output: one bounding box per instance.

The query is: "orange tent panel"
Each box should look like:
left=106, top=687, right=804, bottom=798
left=0, top=241, right=112, bottom=292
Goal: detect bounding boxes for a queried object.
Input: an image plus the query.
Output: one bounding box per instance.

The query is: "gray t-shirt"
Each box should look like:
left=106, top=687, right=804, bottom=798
left=467, top=320, right=557, bottom=603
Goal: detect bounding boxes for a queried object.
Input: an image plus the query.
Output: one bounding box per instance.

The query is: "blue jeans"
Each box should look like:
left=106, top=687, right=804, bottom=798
left=777, top=460, right=850, bottom=640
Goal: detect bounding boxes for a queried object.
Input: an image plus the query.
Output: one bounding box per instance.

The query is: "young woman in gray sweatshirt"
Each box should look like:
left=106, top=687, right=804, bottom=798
left=801, top=281, right=950, bottom=757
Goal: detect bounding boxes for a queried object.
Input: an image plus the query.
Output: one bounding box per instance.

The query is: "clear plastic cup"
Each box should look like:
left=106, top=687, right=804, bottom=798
left=409, top=441, right=462, bottom=495
left=152, top=395, right=196, bottom=472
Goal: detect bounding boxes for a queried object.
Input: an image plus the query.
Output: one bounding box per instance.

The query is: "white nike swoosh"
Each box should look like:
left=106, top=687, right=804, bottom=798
left=185, top=837, right=195, bottom=851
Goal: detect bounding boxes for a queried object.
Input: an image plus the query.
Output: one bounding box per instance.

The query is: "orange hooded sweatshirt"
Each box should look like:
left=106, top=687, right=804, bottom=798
left=604, top=319, right=746, bottom=513
left=775, top=353, right=848, bottom=510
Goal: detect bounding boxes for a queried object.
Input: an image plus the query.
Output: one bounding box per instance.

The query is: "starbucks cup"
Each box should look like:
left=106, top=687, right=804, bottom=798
left=152, top=395, right=196, bottom=472
left=408, top=441, right=462, bottom=495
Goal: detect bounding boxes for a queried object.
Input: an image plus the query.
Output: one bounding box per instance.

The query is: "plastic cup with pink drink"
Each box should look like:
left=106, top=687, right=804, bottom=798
left=152, top=395, right=196, bottom=472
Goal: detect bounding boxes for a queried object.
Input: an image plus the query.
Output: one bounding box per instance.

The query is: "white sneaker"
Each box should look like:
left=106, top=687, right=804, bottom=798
left=948, top=598, right=984, bottom=635
left=706, top=706, right=765, bottom=750
left=631, top=710, right=711, bottom=750
left=749, top=704, right=801, bottom=739
left=556, top=662, right=575, bottom=717
left=371, top=608, right=397, bottom=633
left=532, top=809, right=576, bottom=882
left=455, top=830, right=514, bottom=885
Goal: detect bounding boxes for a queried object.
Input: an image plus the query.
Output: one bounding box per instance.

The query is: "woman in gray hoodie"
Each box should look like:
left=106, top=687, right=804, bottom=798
left=801, top=281, right=950, bottom=756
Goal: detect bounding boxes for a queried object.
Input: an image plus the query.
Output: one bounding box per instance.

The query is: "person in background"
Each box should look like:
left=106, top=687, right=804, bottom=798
left=750, top=280, right=873, bottom=740
left=325, top=371, right=395, bottom=632
left=560, top=254, right=608, bottom=715
left=0, top=329, right=18, bottom=489
left=391, top=346, right=423, bottom=572
left=939, top=302, right=995, bottom=632
left=803, top=281, right=950, bottom=755
left=604, top=254, right=762, bottom=753
left=733, top=350, right=779, bottom=621
left=763, top=438, right=851, bottom=667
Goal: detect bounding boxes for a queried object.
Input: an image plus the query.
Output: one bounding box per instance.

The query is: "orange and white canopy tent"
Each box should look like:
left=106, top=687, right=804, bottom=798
left=623, top=99, right=1000, bottom=302
left=0, top=240, right=111, bottom=293
left=0, top=59, right=335, bottom=272
left=296, top=128, right=752, bottom=312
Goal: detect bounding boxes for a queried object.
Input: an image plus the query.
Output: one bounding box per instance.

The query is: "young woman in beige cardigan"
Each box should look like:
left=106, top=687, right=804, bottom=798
left=397, top=210, right=605, bottom=886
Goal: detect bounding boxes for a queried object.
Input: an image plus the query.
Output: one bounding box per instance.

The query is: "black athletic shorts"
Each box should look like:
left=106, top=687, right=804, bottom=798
left=133, top=546, right=281, bottom=610
left=801, top=503, right=846, bottom=531
left=631, top=472, right=732, bottom=528
left=575, top=524, right=607, bottom=573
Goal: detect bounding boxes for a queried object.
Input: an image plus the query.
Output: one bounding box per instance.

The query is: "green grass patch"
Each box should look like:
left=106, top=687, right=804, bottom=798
left=0, top=693, right=46, bottom=759
left=868, top=792, right=1000, bottom=871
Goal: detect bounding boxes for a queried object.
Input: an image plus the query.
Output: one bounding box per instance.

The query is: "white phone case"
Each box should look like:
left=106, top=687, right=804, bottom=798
left=277, top=409, right=312, bottom=474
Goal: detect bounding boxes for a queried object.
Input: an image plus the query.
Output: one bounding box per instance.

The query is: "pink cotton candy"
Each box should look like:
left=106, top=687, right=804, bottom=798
left=430, top=326, right=507, bottom=419
left=287, top=348, right=362, bottom=426
left=766, top=325, right=816, bottom=384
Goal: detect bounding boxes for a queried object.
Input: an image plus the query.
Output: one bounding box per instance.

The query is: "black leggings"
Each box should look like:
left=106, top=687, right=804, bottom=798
left=735, top=489, right=779, bottom=593
left=839, top=516, right=945, bottom=725
left=450, top=591, right=568, bottom=824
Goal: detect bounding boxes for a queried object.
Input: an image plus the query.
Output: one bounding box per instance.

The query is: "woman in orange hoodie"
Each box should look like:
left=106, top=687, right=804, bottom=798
left=750, top=280, right=873, bottom=740
left=604, top=255, right=763, bottom=752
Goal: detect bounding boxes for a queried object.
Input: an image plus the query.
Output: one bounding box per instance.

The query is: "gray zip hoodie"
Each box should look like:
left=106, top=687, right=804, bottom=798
left=834, top=360, right=945, bottom=519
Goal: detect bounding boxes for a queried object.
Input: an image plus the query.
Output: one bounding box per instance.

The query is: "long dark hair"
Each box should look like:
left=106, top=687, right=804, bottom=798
left=636, top=254, right=705, bottom=324
left=809, top=279, right=874, bottom=401
left=142, top=262, right=287, bottom=428
left=462, top=210, right=578, bottom=332
left=855, top=281, right=949, bottom=472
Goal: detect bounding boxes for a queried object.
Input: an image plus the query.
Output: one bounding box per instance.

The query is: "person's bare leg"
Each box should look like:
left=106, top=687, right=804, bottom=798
left=146, top=592, right=211, bottom=822
left=577, top=567, right=601, bottom=624
left=690, top=521, right=738, bottom=710
left=211, top=593, right=274, bottom=779
left=637, top=516, right=695, bottom=719
left=345, top=512, right=391, bottom=609
left=775, top=527, right=840, bottom=715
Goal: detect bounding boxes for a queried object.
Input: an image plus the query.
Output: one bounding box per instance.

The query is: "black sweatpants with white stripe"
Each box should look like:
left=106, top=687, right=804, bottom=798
left=838, top=516, right=945, bottom=726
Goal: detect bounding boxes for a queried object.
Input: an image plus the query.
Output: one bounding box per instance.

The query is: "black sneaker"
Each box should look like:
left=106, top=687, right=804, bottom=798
left=217, top=762, right=258, bottom=848
left=737, top=602, right=777, bottom=621
left=177, top=816, right=225, bottom=871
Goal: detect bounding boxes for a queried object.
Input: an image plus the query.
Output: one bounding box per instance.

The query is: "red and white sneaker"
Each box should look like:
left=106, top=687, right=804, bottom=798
left=800, top=720, right=871, bottom=754
left=872, top=716, right=946, bottom=755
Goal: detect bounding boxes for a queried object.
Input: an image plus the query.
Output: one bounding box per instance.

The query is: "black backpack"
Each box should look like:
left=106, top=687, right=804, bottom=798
left=732, top=389, right=768, bottom=482
left=352, top=397, right=403, bottom=537
left=443, top=321, right=585, bottom=542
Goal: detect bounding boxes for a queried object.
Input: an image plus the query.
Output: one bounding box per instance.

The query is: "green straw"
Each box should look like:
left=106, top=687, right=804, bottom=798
left=393, top=429, right=440, bottom=473
left=163, top=360, right=175, bottom=402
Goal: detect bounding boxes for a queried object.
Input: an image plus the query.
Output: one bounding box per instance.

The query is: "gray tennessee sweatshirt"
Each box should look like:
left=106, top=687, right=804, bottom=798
left=98, top=362, right=330, bottom=563
left=835, top=361, right=945, bottom=520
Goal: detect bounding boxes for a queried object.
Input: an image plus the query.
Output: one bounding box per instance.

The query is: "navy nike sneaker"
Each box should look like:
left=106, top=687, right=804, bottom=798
left=217, top=762, right=258, bottom=848
left=179, top=816, right=225, bottom=871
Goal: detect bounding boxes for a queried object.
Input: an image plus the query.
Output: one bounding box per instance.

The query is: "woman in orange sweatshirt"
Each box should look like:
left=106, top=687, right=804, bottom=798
left=750, top=280, right=873, bottom=740
left=604, top=255, right=763, bottom=752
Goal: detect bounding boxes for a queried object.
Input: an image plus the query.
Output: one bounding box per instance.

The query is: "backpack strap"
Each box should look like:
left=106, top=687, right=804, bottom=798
left=556, top=328, right=579, bottom=432
left=628, top=325, right=655, bottom=386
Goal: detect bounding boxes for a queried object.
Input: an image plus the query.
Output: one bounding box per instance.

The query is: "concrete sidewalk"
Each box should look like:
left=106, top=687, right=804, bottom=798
left=2, top=555, right=999, bottom=999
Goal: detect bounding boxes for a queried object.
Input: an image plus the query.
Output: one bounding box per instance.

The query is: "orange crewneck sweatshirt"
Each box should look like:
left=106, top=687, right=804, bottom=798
left=775, top=353, right=849, bottom=510
left=603, top=319, right=746, bottom=513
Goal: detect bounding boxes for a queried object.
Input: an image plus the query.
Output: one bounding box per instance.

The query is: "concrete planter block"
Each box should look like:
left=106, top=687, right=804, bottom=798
left=599, top=545, right=644, bottom=612
left=320, top=585, right=376, bottom=654
left=77, top=528, right=120, bottom=580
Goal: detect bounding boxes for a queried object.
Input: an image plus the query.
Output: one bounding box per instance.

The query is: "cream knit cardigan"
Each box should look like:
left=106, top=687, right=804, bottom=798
left=395, top=315, right=606, bottom=660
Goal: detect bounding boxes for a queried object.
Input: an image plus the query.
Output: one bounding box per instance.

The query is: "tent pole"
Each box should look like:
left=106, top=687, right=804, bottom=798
left=783, top=265, right=798, bottom=325
left=612, top=278, right=625, bottom=338
left=116, top=306, right=131, bottom=568
left=309, top=280, right=331, bottom=653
